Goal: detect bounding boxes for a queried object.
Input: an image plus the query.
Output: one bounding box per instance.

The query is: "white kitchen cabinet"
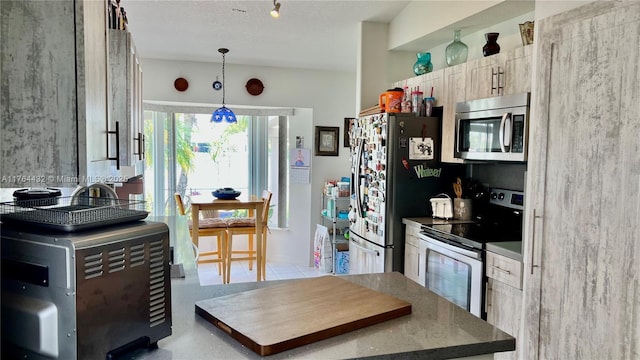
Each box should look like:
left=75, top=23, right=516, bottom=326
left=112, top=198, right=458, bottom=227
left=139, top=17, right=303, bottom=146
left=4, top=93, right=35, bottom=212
left=0, top=0, right=111, bottom=187
left=485, top=251, right=522, bottom=360
left=403, top=221, right=425, bottom=286
left=108, top=29, right=144, bottom=177
left=522, top=2, right=640, bottom=358
left=440, top=63, right=466, bottom=163
left=465, top=45, right=532, bottom=100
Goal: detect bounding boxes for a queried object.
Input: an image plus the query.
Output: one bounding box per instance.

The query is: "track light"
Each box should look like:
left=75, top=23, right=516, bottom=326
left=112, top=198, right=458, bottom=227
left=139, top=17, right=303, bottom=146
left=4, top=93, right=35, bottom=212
left=270, top=0, right=281, bottom=18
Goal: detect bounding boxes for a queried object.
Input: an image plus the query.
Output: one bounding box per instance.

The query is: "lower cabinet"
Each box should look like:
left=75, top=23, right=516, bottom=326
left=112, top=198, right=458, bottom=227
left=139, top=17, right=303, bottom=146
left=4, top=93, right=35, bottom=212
left=485, top=251, right=523, bottom=360
left=403, top=222, right=425, bottom=286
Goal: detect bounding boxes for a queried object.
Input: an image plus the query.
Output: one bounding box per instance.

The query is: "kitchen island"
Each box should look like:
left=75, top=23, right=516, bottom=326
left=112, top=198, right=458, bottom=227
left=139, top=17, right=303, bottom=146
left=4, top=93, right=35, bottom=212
left=128, top=270, right=514, bottom=359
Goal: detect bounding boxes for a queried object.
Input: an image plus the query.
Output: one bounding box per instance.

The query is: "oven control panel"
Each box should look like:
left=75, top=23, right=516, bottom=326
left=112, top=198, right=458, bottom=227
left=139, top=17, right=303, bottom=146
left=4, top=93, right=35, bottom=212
left=489, top=188, right=524, bottom=211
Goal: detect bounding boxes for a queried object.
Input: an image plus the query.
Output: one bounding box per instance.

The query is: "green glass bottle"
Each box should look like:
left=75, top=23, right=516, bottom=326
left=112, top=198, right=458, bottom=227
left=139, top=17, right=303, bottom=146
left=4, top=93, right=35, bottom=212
left=445, top=30, right=468, bottom=66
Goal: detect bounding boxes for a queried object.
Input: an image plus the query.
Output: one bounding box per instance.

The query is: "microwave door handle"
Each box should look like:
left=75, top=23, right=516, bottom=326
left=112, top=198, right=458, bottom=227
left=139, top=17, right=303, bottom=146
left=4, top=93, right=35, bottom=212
left=455, top=117, right=461, bottom=153
left=499, top=112, right=512, bottom=152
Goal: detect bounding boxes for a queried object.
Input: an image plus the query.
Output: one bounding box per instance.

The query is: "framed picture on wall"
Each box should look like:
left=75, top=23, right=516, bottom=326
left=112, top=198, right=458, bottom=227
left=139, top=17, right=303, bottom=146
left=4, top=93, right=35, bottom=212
left=344, top=117, right=354, bottom=147
left=315, top=126, right=339, bottom=156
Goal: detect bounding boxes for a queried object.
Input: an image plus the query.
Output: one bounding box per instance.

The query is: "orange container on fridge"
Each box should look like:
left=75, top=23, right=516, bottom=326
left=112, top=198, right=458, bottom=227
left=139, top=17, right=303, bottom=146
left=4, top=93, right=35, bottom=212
left=379, top=88, right=404, bottom=113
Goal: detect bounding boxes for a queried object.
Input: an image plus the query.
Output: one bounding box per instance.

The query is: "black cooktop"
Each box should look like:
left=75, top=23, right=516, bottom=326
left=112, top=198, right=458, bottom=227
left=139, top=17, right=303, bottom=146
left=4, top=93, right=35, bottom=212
left=421, top=222, right=522, bottom=250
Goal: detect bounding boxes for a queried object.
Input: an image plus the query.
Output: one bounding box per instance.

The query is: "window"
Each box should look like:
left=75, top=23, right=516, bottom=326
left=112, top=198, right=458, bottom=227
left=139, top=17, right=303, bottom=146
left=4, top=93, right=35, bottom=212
left=143, top=108, right=289, bottom=228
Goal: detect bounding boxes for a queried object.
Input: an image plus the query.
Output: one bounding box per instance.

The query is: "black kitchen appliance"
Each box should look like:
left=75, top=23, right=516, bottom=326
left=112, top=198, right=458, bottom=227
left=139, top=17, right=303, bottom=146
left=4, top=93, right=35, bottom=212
left=349, top=110, right=464, bottom=274
left=419, top=188, right=523, bottom=318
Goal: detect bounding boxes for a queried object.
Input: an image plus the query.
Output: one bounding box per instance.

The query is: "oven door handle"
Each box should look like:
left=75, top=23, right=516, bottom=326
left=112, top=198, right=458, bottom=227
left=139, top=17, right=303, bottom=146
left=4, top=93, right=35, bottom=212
left=499, top=112, right=512, bottom=152
left=419, top=233, right=481, bottom=260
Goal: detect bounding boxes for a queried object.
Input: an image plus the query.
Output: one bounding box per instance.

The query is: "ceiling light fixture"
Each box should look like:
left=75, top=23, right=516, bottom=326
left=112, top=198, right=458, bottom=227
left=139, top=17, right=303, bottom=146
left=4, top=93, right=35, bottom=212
left=270, top=0, right=281, bottom=18
left=211, top=48, right=237, bottom=123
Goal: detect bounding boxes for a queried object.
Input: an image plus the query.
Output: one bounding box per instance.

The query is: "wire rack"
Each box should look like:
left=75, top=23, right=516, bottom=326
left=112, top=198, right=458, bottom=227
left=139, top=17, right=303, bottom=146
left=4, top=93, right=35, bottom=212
left=0, top=196, right=148, bottom=232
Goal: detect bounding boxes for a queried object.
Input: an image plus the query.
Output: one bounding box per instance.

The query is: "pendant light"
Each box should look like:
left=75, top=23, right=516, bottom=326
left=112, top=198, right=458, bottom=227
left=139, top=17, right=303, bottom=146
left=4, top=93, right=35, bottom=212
left=211, top=48, right=237, bottom=123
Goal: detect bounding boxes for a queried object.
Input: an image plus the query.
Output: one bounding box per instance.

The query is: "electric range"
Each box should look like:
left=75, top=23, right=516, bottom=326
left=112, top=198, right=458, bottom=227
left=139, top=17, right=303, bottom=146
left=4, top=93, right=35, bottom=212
left=417, top=188, right=524, bottom=319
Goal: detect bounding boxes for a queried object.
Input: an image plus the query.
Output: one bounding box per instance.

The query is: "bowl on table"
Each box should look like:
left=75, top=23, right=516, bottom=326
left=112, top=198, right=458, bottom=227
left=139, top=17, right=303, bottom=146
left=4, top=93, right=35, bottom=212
left=212, top=188, right=242, bottom=200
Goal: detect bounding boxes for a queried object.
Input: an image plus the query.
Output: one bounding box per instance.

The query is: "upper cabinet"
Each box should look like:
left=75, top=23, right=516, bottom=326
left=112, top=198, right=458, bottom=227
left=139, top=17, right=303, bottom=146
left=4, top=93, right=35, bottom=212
left=393, top=45, right=533, bottom=164
left=465, top=45, right=532, bottom=100
left=0, top=0, right=110, bottom=187
left=108, top=29, right=144, bottom=178
left=441, top=64, right=467, bottom=164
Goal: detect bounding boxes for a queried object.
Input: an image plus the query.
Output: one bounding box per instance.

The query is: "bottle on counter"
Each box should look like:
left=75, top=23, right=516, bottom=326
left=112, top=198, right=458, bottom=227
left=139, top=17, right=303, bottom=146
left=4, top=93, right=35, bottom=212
left=411, top=89, right=423, bottom=115
left=424, top=97, right=435, bottom=117
left=401, top=86, right=412, bottom=113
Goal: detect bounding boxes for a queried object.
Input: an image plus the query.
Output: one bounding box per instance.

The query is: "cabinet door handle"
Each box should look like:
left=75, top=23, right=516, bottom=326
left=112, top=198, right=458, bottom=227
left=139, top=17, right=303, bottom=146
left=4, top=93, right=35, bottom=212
left=107, top=121, right=121, bottom=170
left=491, top=68, right=498, bottom=95
left=530, top=208, right=542, bottom=274
left=497, top=66, right=505, bottom=95
left=491, top=265, right=511, bottom=275
left=134, top=132, right=143, bottom=160
left=485, top=281, right=492, bottom=312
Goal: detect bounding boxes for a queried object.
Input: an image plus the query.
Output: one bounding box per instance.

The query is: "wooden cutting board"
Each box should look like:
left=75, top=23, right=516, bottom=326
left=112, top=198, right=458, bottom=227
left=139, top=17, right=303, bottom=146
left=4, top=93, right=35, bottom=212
left=195, top=276, right=412, bottom=356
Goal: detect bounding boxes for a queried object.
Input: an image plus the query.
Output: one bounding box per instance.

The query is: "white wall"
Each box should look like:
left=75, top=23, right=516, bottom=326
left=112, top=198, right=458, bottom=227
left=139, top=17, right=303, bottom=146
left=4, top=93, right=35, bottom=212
left=535, top=0, right=592, bottom=20
left=141, top=58, right=353, bottom=266
left=388, top=1, right=503, bottom=49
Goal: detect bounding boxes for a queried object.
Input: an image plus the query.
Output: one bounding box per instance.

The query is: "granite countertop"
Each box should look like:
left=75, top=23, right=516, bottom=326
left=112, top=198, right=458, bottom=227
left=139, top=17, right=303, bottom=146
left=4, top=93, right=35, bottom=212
left=126, top=271, right=514, bottom=360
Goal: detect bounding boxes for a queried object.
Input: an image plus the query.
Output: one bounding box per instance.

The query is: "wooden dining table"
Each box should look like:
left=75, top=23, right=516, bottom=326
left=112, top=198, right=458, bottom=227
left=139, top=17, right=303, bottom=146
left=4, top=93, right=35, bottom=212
left=190, top=194, right=265, bottom=281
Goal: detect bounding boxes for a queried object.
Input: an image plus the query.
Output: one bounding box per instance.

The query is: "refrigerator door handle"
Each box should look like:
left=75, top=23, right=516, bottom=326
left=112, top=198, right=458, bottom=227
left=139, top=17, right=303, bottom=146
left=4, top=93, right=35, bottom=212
left=351, top=239, right=380, bottom=256
left=354, top=139, right=365, bottom=216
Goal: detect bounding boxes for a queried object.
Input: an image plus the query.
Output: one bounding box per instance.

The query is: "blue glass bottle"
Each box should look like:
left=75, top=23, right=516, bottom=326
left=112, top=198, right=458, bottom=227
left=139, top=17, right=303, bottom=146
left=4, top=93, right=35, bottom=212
left=413, top=52, right=433, bottom=76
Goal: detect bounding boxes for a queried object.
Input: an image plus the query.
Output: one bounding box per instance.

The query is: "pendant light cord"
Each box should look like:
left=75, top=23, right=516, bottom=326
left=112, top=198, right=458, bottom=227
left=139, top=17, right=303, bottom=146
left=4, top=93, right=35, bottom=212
left=221, top=51, right=226, bottom=106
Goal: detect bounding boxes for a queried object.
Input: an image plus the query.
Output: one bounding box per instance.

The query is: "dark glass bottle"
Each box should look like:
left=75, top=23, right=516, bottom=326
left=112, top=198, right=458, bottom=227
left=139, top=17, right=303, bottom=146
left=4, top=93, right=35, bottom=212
left=483, top=32, right=501, bottom=57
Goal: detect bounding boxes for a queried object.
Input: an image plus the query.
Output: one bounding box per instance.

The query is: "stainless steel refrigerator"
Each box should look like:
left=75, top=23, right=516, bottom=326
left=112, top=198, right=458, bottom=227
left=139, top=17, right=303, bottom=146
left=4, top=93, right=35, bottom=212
left=348, top=110, right=462, bottom=274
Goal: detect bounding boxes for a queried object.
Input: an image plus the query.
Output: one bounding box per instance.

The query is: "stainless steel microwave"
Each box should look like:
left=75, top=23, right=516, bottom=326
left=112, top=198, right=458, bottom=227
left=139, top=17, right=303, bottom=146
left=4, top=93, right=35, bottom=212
left=455, top=92, right=530, bottom=162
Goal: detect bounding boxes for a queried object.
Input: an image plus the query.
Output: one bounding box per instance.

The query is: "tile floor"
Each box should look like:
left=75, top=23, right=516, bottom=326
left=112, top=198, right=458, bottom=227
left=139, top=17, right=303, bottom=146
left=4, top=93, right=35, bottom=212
left=197, top=259, right=326, bottom=286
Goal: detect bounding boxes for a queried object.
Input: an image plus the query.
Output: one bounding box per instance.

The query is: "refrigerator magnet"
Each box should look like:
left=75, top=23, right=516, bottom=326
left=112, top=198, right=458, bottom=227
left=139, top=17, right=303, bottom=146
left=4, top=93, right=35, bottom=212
left=402, top=158, right=410, bottom=170
left=399, top=137, right=408, bottom=148
left=409, top=137, right=434, bottom=160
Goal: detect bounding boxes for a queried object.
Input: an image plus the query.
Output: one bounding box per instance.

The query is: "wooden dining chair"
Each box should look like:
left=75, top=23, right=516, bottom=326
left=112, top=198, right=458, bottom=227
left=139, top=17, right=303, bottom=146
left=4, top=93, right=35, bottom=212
left=225, top=190, right=272, bottom=283
left=174, top=193, right=228, bottom=282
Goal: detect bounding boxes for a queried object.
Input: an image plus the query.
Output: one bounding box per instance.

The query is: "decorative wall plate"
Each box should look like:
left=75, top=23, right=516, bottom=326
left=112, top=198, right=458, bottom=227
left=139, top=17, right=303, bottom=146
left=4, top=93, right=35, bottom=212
left=174, top=77, right=189, bottom=92
left=245, top=78, right=264, bottom=96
